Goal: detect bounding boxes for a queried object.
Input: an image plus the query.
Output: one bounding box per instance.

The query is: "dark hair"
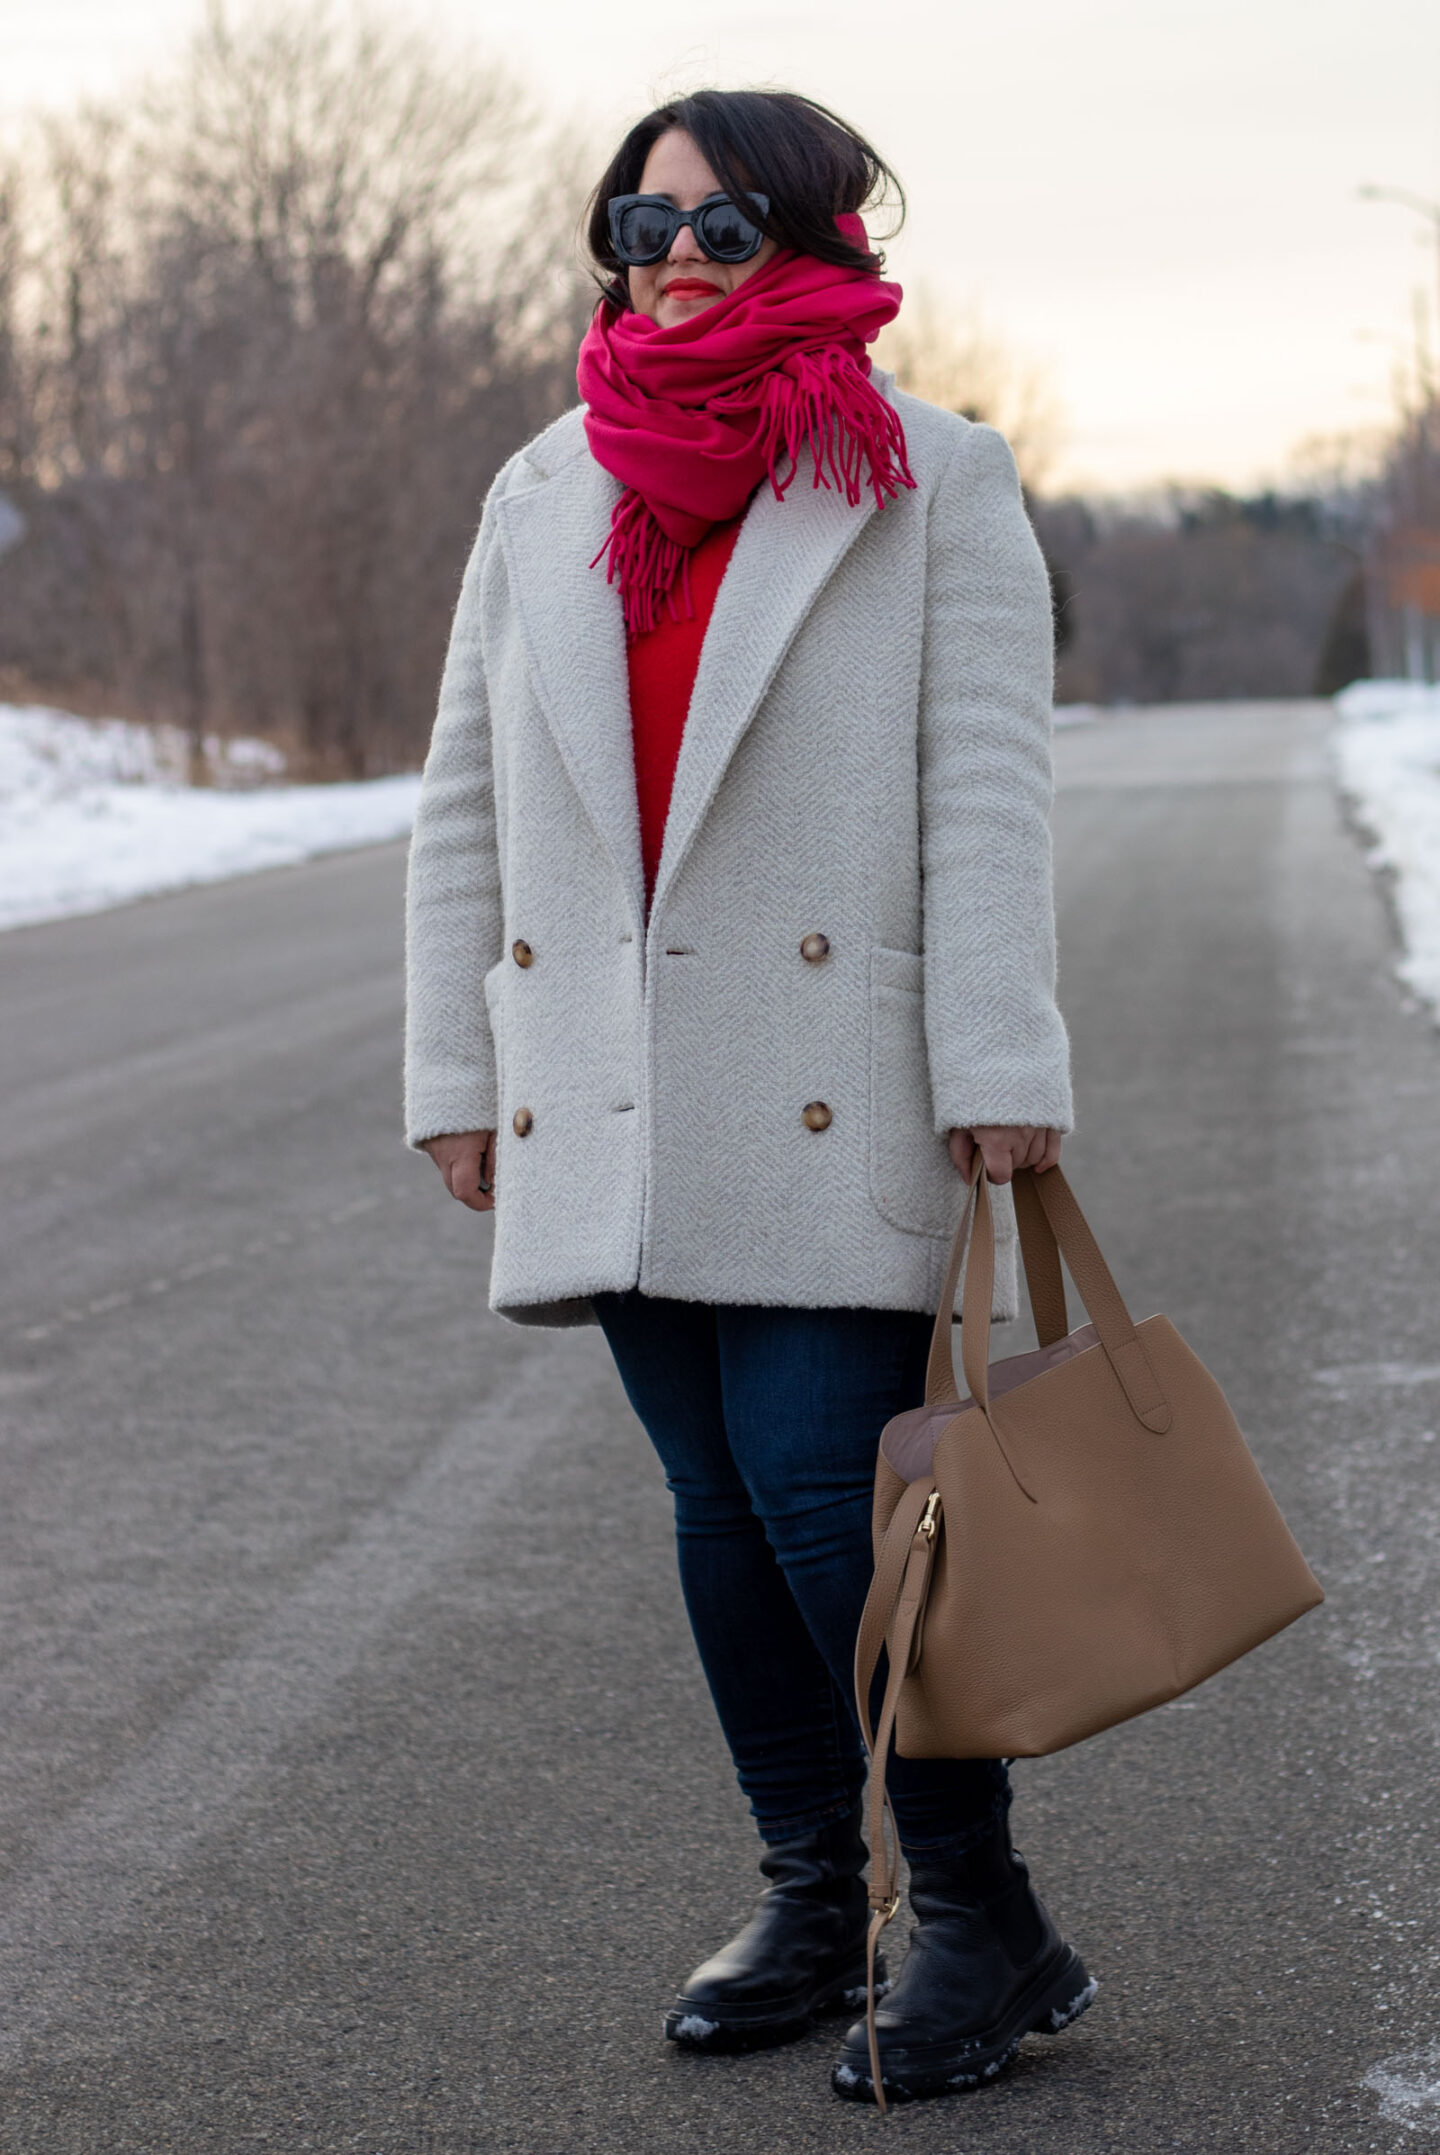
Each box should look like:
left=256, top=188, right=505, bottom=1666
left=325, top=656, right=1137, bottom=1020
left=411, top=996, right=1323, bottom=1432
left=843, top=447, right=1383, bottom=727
left=584, top=89, right=904, bottom=310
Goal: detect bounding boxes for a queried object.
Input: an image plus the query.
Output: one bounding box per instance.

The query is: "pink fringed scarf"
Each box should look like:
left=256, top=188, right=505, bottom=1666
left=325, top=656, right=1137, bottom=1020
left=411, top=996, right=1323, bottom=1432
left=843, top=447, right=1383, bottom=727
left=578, top=217, right=913, bottom=637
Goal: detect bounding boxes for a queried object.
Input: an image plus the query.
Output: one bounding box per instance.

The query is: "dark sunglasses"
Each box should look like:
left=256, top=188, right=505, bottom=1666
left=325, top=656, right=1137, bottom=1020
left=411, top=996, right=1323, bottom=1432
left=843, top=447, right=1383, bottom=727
left=607, top=191, right=771, bottom=268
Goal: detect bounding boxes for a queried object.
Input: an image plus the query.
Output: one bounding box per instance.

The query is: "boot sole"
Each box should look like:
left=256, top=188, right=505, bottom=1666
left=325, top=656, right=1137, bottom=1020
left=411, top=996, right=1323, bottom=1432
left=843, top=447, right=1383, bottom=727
left=830, top=1944, right=1096, bottom=2103
left=666, top=1958, right=889, bottom=2055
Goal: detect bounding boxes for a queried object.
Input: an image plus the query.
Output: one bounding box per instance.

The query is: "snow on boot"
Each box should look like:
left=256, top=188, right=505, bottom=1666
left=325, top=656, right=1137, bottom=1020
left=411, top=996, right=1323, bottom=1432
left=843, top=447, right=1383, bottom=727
left=830, top=1821, right=1095, bottom=2104
left=666, top=1812, right=886, bottom=2052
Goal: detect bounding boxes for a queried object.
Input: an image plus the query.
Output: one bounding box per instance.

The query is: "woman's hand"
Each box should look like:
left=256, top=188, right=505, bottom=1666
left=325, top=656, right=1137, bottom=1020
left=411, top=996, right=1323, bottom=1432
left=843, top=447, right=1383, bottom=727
left=948, top=1124, right=1063, bottom=1185
left=421, top=1130, right=496, bottom=1212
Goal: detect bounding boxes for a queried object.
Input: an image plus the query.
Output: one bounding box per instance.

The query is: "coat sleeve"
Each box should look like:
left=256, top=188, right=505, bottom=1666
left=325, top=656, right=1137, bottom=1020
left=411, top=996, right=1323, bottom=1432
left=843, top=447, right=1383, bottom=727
left=918, top=421, right=1074, bottom=1134
left=403, top=497, right=505, bottom=1149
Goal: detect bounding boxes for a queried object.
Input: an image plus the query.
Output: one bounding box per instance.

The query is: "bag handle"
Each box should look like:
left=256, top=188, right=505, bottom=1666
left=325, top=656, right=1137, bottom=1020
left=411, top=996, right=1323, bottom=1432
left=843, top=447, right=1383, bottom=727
left=852, top=1476, right=941, bottom=2115
left=1013, top=1167, right=1069, bottom=1346
left=922, top=1172, right=981, bottom=1405
left=922, top=1165, right=1070, bottom=1409
left=959, top=1163, right=1173, bottom=1435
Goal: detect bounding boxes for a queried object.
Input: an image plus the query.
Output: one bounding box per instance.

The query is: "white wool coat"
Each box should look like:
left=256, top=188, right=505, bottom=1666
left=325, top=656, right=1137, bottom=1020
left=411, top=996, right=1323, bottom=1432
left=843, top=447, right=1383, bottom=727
left=404, top=378, right=1073, bottom=1327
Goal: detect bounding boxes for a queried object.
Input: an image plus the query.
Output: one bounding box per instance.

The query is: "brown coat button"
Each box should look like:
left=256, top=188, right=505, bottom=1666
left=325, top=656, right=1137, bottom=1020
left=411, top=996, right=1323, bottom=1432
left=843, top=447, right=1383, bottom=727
left=512, top=939, right=534, bottom=968
left=800, top=932, right=830, bottom=964
left=801, top=1101, right=833, bottom=1132
left=512, top=1107, right=534, bottom=1137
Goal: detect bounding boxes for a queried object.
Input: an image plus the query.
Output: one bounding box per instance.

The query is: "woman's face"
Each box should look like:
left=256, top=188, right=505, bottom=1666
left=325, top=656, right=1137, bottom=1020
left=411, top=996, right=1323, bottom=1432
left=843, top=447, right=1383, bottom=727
left=625, top=128, right=778, bottom=330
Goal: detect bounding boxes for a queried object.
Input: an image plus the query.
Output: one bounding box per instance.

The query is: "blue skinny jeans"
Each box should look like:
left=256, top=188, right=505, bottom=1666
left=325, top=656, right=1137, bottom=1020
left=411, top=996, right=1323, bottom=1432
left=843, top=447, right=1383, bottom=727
left=592, top=1291, right=1011, bottom=1855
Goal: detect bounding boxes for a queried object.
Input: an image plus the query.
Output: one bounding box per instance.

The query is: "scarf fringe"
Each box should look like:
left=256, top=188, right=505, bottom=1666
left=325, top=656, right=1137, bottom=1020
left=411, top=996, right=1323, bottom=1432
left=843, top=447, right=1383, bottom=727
left=591, top=492, right=693, bottom=639
left=593, top=349, right=915, bottom=640
left=754, top=347, right=915, bottom=512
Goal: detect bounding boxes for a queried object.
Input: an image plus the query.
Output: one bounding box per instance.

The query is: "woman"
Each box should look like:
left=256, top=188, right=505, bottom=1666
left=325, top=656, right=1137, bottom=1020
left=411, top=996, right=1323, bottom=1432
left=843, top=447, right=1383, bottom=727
left=405, top=88, right=1093, bottom=2106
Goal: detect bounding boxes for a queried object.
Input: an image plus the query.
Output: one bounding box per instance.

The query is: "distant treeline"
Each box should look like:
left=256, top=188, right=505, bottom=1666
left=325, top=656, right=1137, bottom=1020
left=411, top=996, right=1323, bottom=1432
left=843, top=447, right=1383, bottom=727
left=1032, top=488, right=1369, bottom=707
left=0, top=7, right=1378, bottom=774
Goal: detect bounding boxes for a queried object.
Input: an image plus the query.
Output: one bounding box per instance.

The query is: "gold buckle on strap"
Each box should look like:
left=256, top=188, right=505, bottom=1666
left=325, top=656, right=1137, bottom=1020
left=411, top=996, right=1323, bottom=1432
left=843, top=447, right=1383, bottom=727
left=917, top=1490, right=941, bottom=1543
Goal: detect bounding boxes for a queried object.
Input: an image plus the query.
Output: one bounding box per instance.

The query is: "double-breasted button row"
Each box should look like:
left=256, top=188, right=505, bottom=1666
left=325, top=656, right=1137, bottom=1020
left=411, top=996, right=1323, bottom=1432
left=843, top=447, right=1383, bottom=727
left=517, top=1100, right=825, bottom=1136
left=801, top=938, right=832, bottom=1129
left=520, top=930, right=826, bottom=967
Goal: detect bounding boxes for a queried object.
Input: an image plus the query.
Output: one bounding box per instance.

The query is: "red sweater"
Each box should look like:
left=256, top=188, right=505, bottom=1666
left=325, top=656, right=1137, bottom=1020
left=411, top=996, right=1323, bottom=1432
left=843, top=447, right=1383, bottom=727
left=627, top=516, right=744, bottom=904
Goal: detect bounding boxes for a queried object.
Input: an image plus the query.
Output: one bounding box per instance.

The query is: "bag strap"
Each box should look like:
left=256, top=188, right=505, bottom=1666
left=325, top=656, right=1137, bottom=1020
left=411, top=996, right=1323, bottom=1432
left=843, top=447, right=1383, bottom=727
left=924, top=1164, right=1070, bottom=1409
left=1012, top=1167, right=1068, bottom=1346
left=923, top=1174, right=981, bottom=1405
left=929, top=1160, right=1172, bottom=1435
left=852, top=1476, right=942, bottom=2115
left=1026, top=1165, right=1173, bottom=1432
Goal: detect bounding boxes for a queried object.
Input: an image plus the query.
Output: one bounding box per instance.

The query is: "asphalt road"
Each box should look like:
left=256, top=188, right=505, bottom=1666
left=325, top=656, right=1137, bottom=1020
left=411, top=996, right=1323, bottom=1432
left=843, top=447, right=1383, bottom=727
left=1, top=699, right=1438, bottom=2154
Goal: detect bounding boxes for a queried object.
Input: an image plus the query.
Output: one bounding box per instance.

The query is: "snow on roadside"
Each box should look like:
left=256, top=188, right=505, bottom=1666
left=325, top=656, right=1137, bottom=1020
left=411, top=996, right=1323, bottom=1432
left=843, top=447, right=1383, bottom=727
left=1334, top=680, right=1440, bottom=1021
left=0, top=704, right=419, bottom=933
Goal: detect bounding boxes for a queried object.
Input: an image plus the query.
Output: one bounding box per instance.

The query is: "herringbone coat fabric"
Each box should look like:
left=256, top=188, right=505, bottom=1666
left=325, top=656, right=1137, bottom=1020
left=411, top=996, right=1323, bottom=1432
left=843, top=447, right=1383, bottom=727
left=404, top=379, right=1072, bottom=1327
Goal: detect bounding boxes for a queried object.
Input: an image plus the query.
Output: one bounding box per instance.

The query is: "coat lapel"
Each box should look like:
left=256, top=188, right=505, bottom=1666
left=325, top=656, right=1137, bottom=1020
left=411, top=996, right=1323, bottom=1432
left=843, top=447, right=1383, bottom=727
left=651, top=456, right=879, bottom=915
left=494, top=443, right=645, bottom=928
left=495, top=398, right=892, bottom=931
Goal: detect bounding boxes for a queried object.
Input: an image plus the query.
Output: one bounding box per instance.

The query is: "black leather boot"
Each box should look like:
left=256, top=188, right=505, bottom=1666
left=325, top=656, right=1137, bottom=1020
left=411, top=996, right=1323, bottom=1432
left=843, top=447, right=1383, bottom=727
left=831, top=1821, right=1095, bottom=2103
left=665, top=1812, right=886, bottom=2052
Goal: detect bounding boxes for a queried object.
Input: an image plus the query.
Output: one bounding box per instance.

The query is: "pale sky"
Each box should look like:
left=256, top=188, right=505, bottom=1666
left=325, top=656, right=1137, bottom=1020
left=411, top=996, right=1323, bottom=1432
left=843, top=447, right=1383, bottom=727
left=2, top=0, right=1437, bottom=491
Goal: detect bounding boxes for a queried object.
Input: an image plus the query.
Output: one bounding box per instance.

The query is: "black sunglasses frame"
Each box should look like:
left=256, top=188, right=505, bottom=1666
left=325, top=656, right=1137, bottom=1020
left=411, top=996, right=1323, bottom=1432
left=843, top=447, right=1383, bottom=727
left=606, top=191, right=772, bottom=268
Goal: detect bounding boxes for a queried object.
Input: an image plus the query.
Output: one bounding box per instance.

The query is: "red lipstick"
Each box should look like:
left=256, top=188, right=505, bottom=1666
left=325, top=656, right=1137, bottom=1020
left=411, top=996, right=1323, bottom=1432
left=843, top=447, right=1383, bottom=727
left=663, top=277, right=723, bottom=300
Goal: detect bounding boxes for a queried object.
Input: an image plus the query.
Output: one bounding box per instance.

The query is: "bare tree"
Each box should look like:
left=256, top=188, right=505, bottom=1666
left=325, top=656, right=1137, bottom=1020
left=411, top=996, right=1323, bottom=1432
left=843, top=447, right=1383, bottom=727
left=0, top=2, right=588, bottom=774
left=875, top=285, right=1063, bottom=494
left=0, top=153, right=28, bottom=491
left=1363, top=392, right=1440, bottom=682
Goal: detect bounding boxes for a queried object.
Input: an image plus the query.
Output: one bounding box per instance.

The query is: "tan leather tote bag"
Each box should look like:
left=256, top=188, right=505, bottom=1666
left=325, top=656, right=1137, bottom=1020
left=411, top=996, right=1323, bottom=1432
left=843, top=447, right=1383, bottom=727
left=852, top=1161, right=1323, bottom=2103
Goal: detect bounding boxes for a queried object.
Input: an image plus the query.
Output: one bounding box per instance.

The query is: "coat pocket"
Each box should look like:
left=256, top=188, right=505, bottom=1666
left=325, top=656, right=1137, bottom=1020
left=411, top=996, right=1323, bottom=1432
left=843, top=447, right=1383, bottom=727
left=868, top=947, right=966, bottom=1238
